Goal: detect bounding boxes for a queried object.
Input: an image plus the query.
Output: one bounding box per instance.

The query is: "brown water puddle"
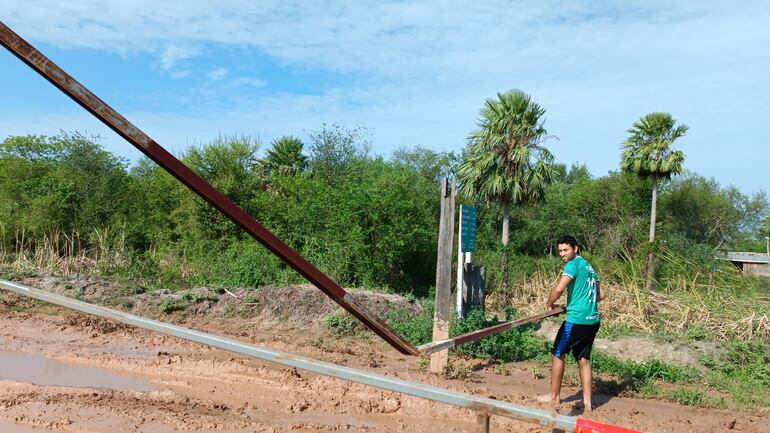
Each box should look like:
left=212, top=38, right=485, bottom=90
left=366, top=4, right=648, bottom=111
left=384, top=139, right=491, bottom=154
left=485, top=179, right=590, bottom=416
left=0, top=349, right=156, bottom=392
left=0, top=419, right=65, bottom=433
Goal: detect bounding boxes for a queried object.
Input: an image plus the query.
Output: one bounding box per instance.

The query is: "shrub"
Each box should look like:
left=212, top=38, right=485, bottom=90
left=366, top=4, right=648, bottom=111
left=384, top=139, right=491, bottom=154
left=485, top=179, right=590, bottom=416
left=325, top=312, right=363, bottom=336
left=385, top=298, right=435, bottom=346
left=450, top=307, right=548, bottom=362
left=159, top=299, right=187, bottom=313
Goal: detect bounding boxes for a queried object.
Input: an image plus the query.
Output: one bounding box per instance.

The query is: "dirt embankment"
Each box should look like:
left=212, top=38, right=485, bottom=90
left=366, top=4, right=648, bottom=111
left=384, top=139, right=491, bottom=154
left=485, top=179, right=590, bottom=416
left=0, top=274, right=767, bottom=433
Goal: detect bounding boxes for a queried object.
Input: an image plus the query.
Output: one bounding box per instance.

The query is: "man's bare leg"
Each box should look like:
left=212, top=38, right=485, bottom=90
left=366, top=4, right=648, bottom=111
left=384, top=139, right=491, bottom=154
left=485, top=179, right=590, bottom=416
left=578, top=357, right=593, bottom=411
left=537, top=355, right=565, bottom=403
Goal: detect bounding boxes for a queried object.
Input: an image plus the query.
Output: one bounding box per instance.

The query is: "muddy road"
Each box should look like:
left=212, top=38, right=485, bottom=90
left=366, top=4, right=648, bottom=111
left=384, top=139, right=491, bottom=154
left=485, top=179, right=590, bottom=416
left=0, top=281, right=767, bottom=432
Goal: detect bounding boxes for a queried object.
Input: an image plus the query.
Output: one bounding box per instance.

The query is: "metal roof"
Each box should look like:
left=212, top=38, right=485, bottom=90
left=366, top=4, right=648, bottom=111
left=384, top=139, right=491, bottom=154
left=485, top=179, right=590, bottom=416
left=725, top=252, right=770, bottom=264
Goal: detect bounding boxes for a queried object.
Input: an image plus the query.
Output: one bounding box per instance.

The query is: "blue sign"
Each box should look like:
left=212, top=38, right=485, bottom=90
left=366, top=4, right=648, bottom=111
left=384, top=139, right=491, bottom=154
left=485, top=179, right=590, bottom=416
left=460, top=205, right=477, bottom=252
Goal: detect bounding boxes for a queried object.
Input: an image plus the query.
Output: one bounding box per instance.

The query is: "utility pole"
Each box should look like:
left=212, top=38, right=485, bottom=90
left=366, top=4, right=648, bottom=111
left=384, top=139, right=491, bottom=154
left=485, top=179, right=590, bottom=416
left=430, top=178, right=455, bottom=373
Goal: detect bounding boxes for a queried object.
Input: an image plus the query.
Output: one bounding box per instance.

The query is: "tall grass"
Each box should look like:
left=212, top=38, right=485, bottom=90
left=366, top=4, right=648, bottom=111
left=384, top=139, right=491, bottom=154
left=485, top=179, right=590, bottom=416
left=487, top=249, right=770, bottom=341
left=0, top=226, right=129, bottom=276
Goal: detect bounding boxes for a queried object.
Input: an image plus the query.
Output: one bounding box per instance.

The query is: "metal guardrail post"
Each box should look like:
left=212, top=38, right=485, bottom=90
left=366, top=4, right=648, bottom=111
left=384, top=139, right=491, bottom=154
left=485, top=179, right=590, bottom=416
left=475, top=412, right=490, bottom=433
left=0, top=279, right=643, bottom=433
left=0, top=21, right=417, bottom=355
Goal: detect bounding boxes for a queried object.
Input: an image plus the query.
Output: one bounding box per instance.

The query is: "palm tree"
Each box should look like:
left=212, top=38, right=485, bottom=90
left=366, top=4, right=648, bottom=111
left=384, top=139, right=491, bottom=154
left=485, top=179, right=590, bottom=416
left=457, top=89, right=557, bottom=246
left=263, top=136, right=307, bottom=176
left=621, top=112, right=688, bottom=243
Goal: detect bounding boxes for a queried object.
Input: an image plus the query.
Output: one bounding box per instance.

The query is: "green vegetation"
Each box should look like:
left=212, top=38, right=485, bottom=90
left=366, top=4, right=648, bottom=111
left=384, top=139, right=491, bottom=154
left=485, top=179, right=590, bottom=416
left=2, top=128, right=766, bottom=301
left=325, top=312, right=364, bottom=337
left=621, top=112, right=688, bottom=244
left=1, top=99, right=768, bottom=411
left=458, top=89, right=557, bottom=247
left=383, top=299, right=768, bottom=409
left=450, top=308, right=548, bottom=362
left=181, top=292, right=219, bottom=303
left=159, top=298, right=188, bottom=313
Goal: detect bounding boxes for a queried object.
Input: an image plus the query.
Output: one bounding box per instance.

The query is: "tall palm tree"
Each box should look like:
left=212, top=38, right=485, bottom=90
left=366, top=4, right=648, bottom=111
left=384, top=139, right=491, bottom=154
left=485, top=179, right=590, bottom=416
left=457, top=89, right=557, bottom=246
left=263, top=136, right=307, bottom=177
left=621, top=112, right=688, bottom=243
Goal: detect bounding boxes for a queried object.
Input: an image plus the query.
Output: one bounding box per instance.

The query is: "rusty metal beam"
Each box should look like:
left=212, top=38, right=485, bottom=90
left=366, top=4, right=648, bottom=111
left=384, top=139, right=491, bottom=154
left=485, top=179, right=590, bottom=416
left=0, top=21, right=418, bottom=355
left=417, top=307, right=565, bottom=355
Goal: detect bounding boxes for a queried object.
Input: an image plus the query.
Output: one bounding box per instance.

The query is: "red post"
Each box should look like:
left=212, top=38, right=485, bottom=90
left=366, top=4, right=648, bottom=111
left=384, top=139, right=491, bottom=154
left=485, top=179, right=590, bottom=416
left=575, top=418, right=644, bottom=433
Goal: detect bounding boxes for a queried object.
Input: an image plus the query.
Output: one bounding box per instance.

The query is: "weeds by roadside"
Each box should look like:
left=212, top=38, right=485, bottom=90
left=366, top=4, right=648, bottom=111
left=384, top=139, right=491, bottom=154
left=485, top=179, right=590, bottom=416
left=377, top=294, right=770, bottom=411
left=159, top=298, right=187, bottom=313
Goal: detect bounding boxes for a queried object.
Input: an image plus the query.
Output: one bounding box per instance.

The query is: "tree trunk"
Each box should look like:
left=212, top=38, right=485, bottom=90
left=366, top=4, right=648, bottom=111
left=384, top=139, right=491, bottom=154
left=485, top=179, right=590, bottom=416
left=646, top=175, right=659, bottom=291
left=500, top=203, right=511, bottom=293
left=502, top=204, right=510, bottom=246
left=649, top=176, right=658, bottom=242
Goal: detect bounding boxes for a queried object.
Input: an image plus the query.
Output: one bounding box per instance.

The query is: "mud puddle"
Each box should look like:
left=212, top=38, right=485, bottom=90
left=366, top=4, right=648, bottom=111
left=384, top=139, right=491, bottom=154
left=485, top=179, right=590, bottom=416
left=0, top=419, right=65, bottom=433
left=0, top=349, right=156, bottom=392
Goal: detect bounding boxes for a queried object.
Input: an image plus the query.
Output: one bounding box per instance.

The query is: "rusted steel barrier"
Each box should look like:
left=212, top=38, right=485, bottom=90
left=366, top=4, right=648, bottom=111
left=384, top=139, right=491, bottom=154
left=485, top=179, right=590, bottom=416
left=418, top=307, right=566, bottom=355
left=0, top=21, right=417, bottom=355
left=0, top=279, right=642, bottom=433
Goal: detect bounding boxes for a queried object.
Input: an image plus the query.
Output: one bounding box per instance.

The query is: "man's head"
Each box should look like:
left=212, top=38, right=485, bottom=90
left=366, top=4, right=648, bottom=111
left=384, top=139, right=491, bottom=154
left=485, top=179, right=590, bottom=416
left=557, top=235, right=580, bottom=263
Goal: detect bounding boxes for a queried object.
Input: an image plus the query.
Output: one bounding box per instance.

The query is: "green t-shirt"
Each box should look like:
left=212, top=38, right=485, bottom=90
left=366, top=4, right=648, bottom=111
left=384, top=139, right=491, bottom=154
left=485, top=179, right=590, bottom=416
left=563, top=255, right=601, bottom=325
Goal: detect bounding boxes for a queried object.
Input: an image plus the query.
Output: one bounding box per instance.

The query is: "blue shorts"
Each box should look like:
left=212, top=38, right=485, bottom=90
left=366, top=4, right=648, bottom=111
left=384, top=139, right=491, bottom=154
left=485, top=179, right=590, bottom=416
left=551, top=321, right=600, bottom=360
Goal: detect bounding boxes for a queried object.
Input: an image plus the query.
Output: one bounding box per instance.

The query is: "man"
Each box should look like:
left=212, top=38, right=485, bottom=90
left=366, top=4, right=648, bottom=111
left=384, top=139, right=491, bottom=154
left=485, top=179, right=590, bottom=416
left=537, top=235, right=606, bottom=412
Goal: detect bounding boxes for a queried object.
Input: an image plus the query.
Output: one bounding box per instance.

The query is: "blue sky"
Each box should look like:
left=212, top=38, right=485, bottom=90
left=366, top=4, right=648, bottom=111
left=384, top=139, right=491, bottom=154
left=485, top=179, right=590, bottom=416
left=1, top=1, right=768, bottom=194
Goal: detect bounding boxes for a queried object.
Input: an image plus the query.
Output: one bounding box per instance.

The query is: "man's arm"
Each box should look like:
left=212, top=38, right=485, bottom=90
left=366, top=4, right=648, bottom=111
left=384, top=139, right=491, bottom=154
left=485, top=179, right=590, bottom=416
left=597, top=281, right=607, bottom=301
left=546, top=275, right=572, bottom=309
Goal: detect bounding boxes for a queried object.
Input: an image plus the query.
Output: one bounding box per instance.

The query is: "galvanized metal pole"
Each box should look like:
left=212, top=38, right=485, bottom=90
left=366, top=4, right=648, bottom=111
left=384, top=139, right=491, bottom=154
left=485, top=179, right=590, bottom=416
left=1, top=279, right=643, bottom=432
left=0, top=21, right=417, bottom=355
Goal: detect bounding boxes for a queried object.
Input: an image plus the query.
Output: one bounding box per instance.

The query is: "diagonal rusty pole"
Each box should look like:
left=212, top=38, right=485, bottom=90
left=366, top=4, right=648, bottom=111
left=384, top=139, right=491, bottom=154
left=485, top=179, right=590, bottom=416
left=0, top=22, right=418, bottom=355
left=417, top=307, right=565, bottom=355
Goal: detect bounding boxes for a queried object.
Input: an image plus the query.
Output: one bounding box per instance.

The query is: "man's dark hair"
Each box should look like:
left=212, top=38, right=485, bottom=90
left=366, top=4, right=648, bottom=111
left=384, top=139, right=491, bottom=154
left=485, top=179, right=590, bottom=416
left=557, top=235, right=579, bottom=248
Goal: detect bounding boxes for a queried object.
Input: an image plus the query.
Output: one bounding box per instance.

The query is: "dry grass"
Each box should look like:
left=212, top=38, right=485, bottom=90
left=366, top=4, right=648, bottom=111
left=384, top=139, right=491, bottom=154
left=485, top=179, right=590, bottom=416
left=4, top=225, right=768, bottom=342
left=0, top=228, right=129, bottom=276
left=488, top=261, right=770, bottom=341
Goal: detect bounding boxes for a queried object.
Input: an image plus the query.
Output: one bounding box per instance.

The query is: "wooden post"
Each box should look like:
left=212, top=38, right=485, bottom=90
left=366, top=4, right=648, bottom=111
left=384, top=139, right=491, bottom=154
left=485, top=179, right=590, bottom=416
left=475, top=413, right=490, bottom=433
left=430, top=178, right=455, bottom=374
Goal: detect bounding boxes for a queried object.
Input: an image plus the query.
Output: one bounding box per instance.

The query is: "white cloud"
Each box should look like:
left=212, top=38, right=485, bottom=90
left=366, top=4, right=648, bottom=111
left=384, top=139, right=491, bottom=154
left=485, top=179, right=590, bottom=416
left=2, top=2, right=762, bottom=73
left=160, top=45, right=194, bottom=71
left=208, top=67, right=228, bottom=81
left=1, top=1, right=768, bottom=192
left=230, top=77, right=265, bottom=88
left=157, top=44, right=198, bottom=78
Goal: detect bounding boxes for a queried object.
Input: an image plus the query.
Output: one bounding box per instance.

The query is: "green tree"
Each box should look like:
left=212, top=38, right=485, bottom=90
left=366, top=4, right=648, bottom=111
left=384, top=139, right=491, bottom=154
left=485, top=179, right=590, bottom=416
left=181, top=135, right=262, bottom=240
left=307, top=124, right=370, bottom=178
left=457, top=89, right=557, bottom=246
left=761, top=215, right=770, bottom=254
left=761, top=215, right=770, bottom=238
left=621, top=112, right=688, bottom=289
left=661, top=174, right=768, bottom=249
left=620, top=112, right=688, bottom=243
left=391, top=145, right=458, bottom=184
left=262, top=136, right=307, bottom=176
left=0, top=132, right=132, bottom=236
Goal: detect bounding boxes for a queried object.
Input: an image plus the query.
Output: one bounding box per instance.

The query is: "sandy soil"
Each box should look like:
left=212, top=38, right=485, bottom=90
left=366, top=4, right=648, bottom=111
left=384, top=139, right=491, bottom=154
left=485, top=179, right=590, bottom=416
left=0, top=280, right=768, bottom=432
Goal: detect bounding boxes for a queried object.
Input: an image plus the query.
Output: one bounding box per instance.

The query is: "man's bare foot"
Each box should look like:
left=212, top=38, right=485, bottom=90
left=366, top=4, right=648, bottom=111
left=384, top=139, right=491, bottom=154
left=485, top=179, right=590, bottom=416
left=536, top=393, right=558, bottom=403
